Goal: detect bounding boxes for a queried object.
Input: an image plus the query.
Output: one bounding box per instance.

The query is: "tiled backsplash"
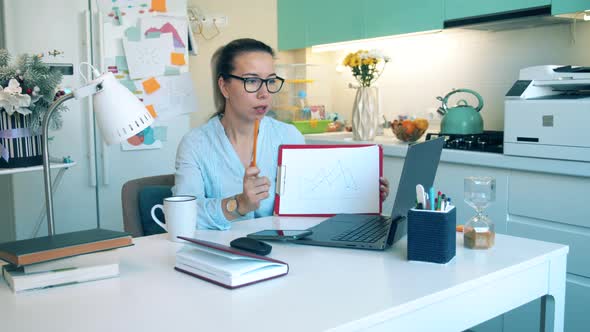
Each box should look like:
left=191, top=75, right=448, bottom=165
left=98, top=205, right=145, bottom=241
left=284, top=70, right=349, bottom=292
left=308, top=21, right=590, bottom=131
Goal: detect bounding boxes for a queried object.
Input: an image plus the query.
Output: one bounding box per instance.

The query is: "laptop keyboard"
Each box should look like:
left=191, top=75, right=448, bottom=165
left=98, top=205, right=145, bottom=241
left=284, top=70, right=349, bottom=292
left=331, top=216, right=390, bottom=243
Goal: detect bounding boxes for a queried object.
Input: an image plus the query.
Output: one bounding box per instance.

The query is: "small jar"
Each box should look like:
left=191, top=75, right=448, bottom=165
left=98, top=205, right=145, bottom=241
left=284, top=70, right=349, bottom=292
left=463, top=215, right=495, bottom=249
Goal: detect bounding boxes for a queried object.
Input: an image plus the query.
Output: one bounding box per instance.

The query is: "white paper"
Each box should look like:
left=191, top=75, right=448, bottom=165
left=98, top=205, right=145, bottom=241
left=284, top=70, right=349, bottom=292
left=139, top=72, right=198, bottom=120
left=141, top=16, right=189, bottom=71
left=103, top=22, right=127, bottom=58
left=97, top=0, right=187, bottom=19
left=278, top=145, right=381, bottom=215
left=123, top=33, right=173, bottom=79
left=121, top=138, right=162, bottom=151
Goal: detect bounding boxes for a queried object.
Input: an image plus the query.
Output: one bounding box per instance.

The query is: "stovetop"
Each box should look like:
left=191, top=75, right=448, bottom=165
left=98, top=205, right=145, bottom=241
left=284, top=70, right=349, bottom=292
left=425, top=131, right=504, bottom=154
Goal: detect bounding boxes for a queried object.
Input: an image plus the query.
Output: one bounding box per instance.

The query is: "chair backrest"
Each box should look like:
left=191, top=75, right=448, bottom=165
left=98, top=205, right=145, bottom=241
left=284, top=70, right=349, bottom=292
left=121, top=174, right=174, bottom=237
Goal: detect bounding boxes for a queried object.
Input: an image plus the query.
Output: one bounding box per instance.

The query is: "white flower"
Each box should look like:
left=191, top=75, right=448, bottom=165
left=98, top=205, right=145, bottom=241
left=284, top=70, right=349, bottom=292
left=0, top=79, right=32, bottom=116
left=4, top=78, right=23, bottom=94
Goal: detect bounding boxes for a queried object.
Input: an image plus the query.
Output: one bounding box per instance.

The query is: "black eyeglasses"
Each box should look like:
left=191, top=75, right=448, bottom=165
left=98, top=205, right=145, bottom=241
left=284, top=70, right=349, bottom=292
left=222, top=74, right=285, bottom=93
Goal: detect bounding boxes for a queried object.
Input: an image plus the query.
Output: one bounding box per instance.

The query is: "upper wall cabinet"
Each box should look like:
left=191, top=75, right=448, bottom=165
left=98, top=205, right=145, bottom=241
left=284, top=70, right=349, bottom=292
left=306, top=0, right=364, bottom=47
left=277, top=0, right=443, bottom=50
left=444, top=0, right=550, bottom=21
left=363, top=0, right=443, bottom=39
left=277, top=0, right=308, bottom=51
left=552, top=0, right=590, bottom=15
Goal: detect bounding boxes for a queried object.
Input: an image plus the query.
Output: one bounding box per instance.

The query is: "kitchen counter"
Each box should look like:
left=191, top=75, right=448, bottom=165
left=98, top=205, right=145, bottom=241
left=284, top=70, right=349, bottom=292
left=304, top=132, right=590, bottom=177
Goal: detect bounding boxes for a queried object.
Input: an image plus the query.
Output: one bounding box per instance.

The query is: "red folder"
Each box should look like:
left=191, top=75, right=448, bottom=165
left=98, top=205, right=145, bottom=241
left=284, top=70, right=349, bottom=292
left=175, top=237, right=289, bottom=289
left=274, top=144, right=383, bottom=216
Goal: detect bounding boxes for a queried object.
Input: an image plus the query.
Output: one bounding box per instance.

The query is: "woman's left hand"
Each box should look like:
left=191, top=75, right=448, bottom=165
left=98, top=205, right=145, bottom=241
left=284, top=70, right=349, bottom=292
left=380, top=177, right=390, bottom=202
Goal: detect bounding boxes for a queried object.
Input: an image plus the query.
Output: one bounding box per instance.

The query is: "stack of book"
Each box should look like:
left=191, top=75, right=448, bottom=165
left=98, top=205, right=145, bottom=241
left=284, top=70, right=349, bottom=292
left=0, top=228, right=132, bottom=293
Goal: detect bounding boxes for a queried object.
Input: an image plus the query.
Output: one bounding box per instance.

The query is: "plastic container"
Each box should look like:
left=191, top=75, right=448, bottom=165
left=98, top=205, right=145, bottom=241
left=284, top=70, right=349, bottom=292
left=407, top=206, right=457, bottom=264
left=297, top=90, right=311, bottom=121
left=271, top=64, right=330, bottom=123
left=292, top=120, right=331, bottom=134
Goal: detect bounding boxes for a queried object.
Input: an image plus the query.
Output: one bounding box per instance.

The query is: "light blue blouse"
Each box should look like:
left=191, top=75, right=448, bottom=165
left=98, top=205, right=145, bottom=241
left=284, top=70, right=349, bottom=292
left=172, top=116, right=305, bottom=230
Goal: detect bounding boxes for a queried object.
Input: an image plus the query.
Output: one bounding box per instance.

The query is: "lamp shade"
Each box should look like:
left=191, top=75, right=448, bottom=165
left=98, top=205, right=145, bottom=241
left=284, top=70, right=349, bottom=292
left=92, top=72, right=154, bottom=145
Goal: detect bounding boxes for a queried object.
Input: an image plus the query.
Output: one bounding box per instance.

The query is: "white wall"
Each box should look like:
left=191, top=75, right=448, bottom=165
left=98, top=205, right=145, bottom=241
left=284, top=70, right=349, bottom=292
left=308, top=21, right=590, bottom=132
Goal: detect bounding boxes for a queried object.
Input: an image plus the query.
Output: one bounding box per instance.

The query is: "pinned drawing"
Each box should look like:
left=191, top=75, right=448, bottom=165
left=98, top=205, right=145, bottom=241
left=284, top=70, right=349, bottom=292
left=140, top=72, right=197, bottom=119
left=121, top=126, right=163, bottom=151
left=123, top=33, right=173, bottom=79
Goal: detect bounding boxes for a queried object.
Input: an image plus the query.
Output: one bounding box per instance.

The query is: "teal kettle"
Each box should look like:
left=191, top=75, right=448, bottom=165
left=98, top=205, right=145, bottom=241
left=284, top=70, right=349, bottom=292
left=437, top=89, right=484, bottom=135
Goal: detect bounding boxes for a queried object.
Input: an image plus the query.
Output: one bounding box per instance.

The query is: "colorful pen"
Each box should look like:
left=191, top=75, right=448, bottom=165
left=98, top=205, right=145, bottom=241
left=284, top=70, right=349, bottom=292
left=429, top=187, right=435, bottom=211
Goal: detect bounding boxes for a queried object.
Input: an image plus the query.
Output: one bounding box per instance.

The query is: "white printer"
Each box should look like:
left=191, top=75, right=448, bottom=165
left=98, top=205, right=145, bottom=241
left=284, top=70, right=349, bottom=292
left=504, top=65, right=590, bottom=162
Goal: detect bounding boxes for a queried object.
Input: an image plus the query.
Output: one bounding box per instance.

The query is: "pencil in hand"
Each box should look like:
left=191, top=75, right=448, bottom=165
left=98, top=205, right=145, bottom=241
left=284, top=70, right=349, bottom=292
left=250, top=119, right=260, bottom=167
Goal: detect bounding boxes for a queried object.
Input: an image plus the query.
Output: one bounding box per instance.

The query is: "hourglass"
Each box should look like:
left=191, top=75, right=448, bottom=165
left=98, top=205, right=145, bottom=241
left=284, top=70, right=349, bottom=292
left=463, top=176, right=496, bottom=249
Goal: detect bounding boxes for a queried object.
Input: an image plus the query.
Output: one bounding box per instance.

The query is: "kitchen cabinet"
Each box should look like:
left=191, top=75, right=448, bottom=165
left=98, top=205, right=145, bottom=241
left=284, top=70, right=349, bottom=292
left=277, top=0, right=442, bottom=50
left=363, top=0, right=443, bottom=39
left=277, top=0, right=363, bottom=50
left=304, top=133, right=590, bottom=332
left=552, top=0, right=590, bottom=15
left=444, top=0, right=551, bottom=21
left=277, top=0, right=307, bottom=51
left=306, top=0, right=364, bottom=47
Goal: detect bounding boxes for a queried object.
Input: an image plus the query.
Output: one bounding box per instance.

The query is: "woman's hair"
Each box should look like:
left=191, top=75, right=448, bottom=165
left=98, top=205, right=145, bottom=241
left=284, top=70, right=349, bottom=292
left=211, top=38, right=275, bottom=118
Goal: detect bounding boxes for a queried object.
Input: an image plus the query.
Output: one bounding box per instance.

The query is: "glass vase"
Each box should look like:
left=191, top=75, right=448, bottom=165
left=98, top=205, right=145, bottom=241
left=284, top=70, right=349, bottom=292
left=352, top=86, right=378, bottom=141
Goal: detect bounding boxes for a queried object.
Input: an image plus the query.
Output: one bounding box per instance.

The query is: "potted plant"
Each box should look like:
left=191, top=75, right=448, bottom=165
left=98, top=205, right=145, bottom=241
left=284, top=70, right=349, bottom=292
left=0, top=49, right=66, bottom=168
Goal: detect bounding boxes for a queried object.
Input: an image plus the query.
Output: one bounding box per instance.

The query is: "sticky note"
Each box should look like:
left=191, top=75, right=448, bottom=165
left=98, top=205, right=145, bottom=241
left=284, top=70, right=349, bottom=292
left=170, top=53, right=186, bottom=66
left=119, top=80, right=137, bottom=93
left=125, top=26, right=141, bottom=42
left=113, top=7, right=122, bottom=25
left=151, top=0, right=167, bottom=12
left=146, top=105, right=158, bottom=118
left=142, top=77, right=161, bottom=94
left=164, top=66, right=180, bottom=76
left=146, top=31, right=161, bottom=39
left=115, top=55, right=128, bottom=70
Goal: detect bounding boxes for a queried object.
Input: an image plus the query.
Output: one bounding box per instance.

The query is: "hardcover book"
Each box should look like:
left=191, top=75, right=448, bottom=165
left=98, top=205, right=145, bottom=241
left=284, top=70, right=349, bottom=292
left=0, top=228, right=132, bottom=266
left=2, top=263, right=120, bottom=293
left=175, top=237, right=289, bottom=289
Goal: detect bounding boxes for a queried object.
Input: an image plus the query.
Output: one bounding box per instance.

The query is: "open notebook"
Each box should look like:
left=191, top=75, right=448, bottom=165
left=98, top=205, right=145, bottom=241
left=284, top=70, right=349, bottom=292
left=175, top=237, right=289, bottom=289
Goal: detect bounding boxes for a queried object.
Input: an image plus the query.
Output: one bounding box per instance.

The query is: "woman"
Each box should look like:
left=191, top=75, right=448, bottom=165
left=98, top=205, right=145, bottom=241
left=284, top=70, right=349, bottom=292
left=173, top=38, right=389, bottom=229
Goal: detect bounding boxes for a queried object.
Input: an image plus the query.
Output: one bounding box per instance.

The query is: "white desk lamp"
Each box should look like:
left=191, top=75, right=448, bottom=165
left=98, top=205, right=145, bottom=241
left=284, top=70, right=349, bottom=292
left=42, top=66, right=154, bottom=236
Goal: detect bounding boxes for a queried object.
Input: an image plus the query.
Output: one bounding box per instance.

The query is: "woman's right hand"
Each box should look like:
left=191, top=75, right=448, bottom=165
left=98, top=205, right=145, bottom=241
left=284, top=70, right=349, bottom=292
left=239, top=166, right=270, bottom=213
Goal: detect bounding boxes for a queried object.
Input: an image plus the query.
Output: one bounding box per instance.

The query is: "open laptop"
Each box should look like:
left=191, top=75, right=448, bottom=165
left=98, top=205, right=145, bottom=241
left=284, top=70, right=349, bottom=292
left=294, top=137, right=445, bottom=250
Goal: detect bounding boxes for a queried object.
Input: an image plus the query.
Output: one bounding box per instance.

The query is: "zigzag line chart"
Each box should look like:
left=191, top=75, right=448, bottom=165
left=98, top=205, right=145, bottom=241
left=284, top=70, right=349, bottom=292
left=299, top=160, right=361, bottom=199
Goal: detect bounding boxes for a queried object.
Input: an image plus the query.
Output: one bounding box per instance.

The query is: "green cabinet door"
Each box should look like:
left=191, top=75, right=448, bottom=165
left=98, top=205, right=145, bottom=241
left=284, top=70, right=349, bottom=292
left=277, top=0, right=308, bottom=50
left=364, top=0, right=443, bottom=38
left=552, top=0, right=590, bottom=15
left=445, top=0, right=550, bottom=21
left=306, top=0, right=364, bottom=46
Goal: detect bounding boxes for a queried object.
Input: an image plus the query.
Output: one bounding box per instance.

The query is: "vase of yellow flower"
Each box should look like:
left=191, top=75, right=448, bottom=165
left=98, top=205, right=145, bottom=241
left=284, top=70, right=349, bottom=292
left=342, top=50, right=389, bottom=141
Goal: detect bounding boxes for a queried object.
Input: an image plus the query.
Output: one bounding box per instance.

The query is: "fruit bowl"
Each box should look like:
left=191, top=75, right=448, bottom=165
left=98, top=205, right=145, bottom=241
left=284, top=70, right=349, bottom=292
left=390, top=118, right=429, bottom=142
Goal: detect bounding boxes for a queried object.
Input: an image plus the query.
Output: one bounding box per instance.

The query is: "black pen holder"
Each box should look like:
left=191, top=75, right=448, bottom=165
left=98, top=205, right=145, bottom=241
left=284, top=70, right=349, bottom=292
left=407, top=207, right=456, bottom=264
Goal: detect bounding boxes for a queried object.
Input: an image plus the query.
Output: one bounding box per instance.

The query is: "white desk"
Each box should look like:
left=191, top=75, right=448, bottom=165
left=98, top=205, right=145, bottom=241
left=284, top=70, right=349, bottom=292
left=0, top=216, right=568, bottom=332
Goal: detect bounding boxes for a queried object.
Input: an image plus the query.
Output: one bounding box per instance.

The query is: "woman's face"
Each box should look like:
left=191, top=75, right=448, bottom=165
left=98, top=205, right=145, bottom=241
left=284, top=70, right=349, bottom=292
left=219, top=51, right=276, bottom=122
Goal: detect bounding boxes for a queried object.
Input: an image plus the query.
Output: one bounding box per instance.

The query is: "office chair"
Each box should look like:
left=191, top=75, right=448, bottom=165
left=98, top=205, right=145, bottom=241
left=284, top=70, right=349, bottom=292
left=121, top=174, right=174, bottom=237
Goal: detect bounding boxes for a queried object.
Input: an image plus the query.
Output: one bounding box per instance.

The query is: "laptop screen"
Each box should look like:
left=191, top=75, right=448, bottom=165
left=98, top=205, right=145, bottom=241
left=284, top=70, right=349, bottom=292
left=386, top=137, right=445, bottom=245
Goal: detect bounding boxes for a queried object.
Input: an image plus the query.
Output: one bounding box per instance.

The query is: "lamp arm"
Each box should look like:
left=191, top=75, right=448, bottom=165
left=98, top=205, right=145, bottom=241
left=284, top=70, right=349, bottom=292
left=42, top=92, right=75, bottom=236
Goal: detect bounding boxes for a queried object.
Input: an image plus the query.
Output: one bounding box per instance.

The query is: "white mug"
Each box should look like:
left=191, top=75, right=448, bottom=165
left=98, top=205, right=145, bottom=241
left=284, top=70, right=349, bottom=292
left=151, top=196, right=197, bottom=242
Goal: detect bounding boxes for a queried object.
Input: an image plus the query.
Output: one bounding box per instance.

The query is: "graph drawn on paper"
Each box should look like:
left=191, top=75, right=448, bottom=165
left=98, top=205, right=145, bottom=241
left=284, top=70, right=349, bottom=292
left=299, top=160, right=362, bottom=200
